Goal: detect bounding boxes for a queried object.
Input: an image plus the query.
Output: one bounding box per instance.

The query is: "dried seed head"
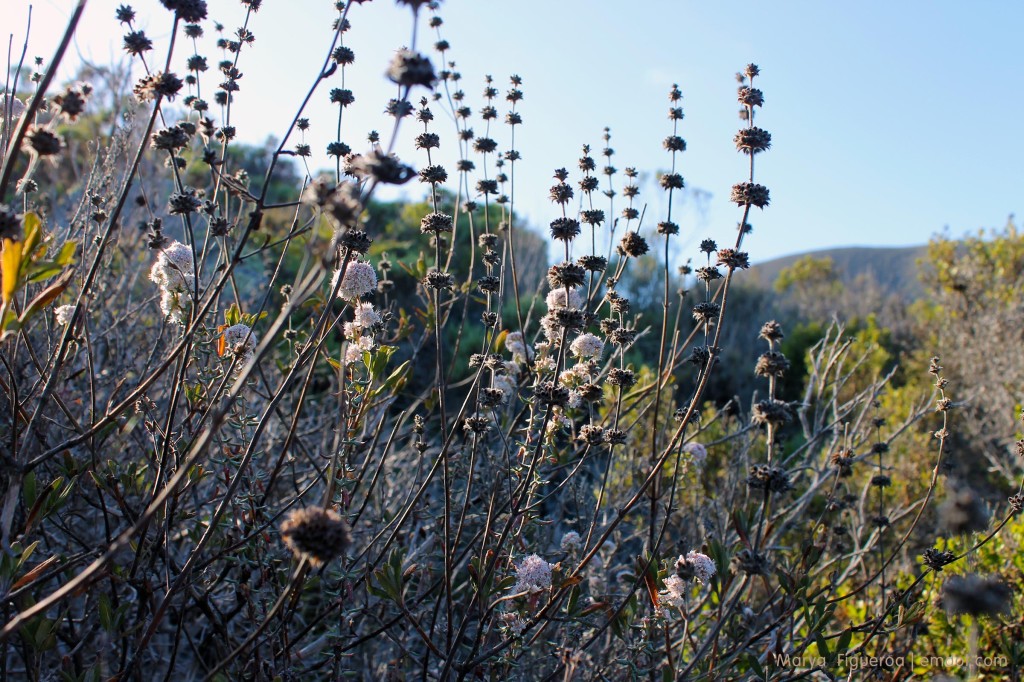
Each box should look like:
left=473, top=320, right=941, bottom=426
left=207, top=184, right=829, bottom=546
left=133, top=71, right=183, bottom=102
left=939, top=485, right=989, bottom=535
left=339, top=230, right=372, bottom=254
left=606, top=368, right=636, bottom=388
left=716, top=248, right=750, bottom=270
left=730, top=548, right=770, bottom=576
left=348, top=150, right=415, bottom=185
left=420, top=212, right=453, bottom=235
left=921, top=548, right=956, bottom=572
left=738, top=86, right=764, bottom=108
left=424, top=269, right=455, bottom=290
left=618, top=231, right=649, bottom=258
left=755, top=350, right=789, bottom=379
left=751, top=399, right=795, bottom=428
left=659, top=173, right=685, bottom=190
left=577, top=424, right=606, bottom=446
left=759, top=320, right=784, bottom=343
left=386, top=49, right=436, bottom=89
left=534, top=381, right=570, bottom=407
left=730, top=182, right=770, bottom=208
left=747, top=465, right=791, bottom=493
left=830, top=448, right=855, bottom=477
left=734, top=126, right=772, bottom=155
left=692, top=301, right=721, bottom=325
left=578, top=255, right=607, bottom=272
left=280, top=507, right=352, bottom=567
left=547, top=261, right=586, bottom=289
left=159, top=0, right=208, bottom=22
left=549, top=217, right=581, bottom=242
left=942, top=574, right=1011, bottom=617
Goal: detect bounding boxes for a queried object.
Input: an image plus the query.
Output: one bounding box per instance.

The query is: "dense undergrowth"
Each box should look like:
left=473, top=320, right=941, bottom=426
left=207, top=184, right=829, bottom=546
left=0, top=1, right=1021, bottom=680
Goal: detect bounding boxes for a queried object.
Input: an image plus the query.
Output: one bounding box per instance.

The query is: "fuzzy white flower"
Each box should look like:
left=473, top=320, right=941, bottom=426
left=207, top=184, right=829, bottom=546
left=150, top=241, right=194, bottom=289
left=344, top=334, right=374, bottom=364
left=504, top=330, right=531, bottom=361
left=332, top=261, right=377, bottom=301
left=535, top=356, right=557, bottom=373
left=659, top=574, right=687, bottom=608
left=545, top=287, right=582, bottom=310
left=570, top=333, right=604, bottom=359
left=223, top=323, right=258, bottom=364
left=677, top=551, right=717, bottom=585
left=159, top=275, right=194, bottom=325
left=345, top=344, right=362, bottom=364
left=683, top=442, right=708, bottom=467
left=567, top=389, right=582, bottom=409
left=513, top=554, right=553, bottom=594
left=559, top=363, right=590, bottom=388
left=353, top=302, right=380, bottom=329
left=54, top=304, right=75, bottom=326
left=560, top=531, right=582, bottom=553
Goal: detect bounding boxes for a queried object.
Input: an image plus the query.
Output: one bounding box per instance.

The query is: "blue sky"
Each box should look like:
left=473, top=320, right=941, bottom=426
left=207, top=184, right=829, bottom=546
left=6, top=0, right=1022, bottom=263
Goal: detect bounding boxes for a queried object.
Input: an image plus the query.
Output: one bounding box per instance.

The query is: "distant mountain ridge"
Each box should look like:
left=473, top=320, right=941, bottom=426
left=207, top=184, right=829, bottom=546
left=744, top=245, right=928, bottom=298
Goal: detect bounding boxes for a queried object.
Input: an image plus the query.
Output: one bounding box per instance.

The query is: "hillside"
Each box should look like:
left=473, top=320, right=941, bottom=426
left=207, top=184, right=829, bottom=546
left=744, top=245, right=928, bottom=298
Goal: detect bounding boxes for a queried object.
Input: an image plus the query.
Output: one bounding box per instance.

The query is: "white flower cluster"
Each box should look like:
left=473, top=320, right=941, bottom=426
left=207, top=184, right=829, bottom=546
left=678, top=550, right=717, bottom=584
left=150, top=241, right=195, bottom=325
left=513, top=554, right=553, bottom=594
left=332, top=261, right=377, bottom=302
left=659, top=574, right=688, bottom=608
left=660, top=551, right=717, bottom=608
left=54, top=304, right=75, bottom=326
left=222, top=323, right=258, bottom=366
left=343, top=301, right=379, bottom=364
left=545, top=287, right=582, bottom=310
left=541, top=286, right=584, bottom=342
left=570, top=333, right=604, bottom=359
left=504, top=331, right=531, bottom=363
